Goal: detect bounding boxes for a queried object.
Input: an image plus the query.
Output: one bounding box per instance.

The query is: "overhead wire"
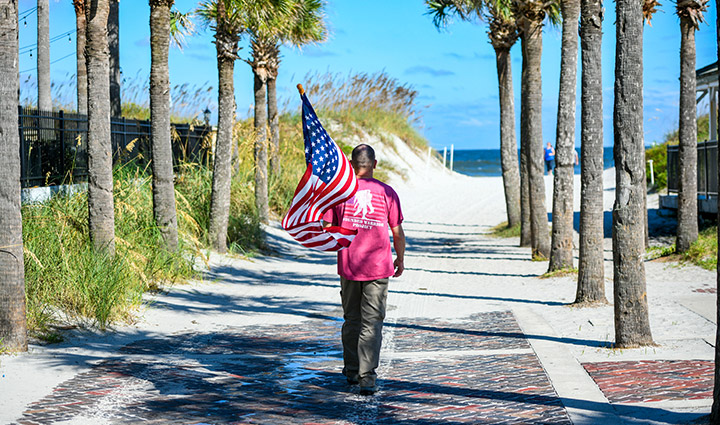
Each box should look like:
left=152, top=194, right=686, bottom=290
left=20, top=51, right=76, bottom=74
left=19, top=29, right=76, bottom=54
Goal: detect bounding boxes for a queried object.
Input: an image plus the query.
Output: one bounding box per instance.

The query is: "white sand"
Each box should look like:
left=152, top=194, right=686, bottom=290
left=0, top=135, right=716, bottom=424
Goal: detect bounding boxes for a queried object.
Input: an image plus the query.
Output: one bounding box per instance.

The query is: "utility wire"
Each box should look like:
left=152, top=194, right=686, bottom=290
left=19, top=7, right=37, bottom=19
left=20, top=51, right=76, bottom=74
left=19, top=29, right=76, bottom=53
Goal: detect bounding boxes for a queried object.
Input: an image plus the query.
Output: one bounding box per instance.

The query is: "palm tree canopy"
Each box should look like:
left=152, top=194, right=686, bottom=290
left=283, top=0, right=327, bottom=47
left=425, top=0, right=484, bottom=29
left=196, top=0, right=291, bottom=61
left=676, top=0, right=709, bottom=28
left=643, top=0, right=662, bottom=25
left=425, top=0, right=518, bottom=50
left=511, top=0, right=560, bottom=28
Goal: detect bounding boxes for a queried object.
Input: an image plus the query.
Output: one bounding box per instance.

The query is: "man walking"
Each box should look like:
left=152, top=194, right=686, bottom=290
left=323, top=144, right=405, bottom=396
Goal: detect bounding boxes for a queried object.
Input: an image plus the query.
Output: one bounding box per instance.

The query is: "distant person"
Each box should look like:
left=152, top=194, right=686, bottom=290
left=544, top=142, right=555, bottom=175
left=323, top=144, right=405, bottom=396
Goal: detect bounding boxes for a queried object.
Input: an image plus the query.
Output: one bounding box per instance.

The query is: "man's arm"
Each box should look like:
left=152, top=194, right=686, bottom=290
left=391, top=224, right=405, bottom=278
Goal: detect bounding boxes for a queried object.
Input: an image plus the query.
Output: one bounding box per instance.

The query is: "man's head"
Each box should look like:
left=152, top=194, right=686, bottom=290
left=351, top=144, right=377, bottom=178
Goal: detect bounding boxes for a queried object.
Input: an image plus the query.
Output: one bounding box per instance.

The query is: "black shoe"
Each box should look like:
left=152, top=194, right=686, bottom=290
left=359, top=385, right=376, bottom=396
left=346, top=376, right=359, bottom=385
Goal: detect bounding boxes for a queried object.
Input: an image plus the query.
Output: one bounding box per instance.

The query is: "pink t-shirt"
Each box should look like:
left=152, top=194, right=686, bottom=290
left=323, top=178, right=403, bottom=281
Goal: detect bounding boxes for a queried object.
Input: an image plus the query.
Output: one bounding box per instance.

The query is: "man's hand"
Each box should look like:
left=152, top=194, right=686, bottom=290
left=391, top=224, right=405, bottom=278
left=393, top=257, right=404, bottom=277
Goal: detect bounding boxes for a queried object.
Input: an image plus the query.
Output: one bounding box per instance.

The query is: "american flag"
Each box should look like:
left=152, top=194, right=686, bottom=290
left=281, top=91, right=359, bottom=251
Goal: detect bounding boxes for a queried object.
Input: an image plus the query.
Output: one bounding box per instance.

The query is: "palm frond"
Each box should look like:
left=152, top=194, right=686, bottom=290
left=170, top=9, right=196, bottom=50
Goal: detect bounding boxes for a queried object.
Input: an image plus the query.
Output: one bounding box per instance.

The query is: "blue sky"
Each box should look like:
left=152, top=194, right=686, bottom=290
left=18, top=0, right=718, bottom=150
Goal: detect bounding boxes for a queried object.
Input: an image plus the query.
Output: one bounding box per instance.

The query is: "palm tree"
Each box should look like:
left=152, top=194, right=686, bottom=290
left=548, top=0, right=579, bottom=272
left=198, top=0, right=243, bottom=252
left=574, top=0, right=606, bottom=303
left=675, top=0, right=708, bottom=253
left=109, top=0, right=121, bottom=117
left=149, top=0, right=179, bottom=252
left=513, top=0, right=557, bottom=259
left=0, top=0, right=27, bottom=352
left=612, top=0, right=653, bottom=348
left=267, top=46, right=281, bottom=176
left=426, top=0, right=522, bottom=230
left=641, top=0, right=660, bottom=249
left=73, top=0, right=88, bottom=115
left=86, top=0, right=115, bottom=255
left=249, top=36, right=273, bottom=224
left=37, top=0, right=51, bottom=111
left=267, top=0, right=327, bottom=177
left=714, top=1, right=720, bottom=420
left=245, top=0, right=294, bottom=224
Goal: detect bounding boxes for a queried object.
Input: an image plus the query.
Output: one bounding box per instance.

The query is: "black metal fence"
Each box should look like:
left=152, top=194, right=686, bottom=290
left=19, top=107, right=214, bottom=188
left=667, top=140, right=718, bottom=198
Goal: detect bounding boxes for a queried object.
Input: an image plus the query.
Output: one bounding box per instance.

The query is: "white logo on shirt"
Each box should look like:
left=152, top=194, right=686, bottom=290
left=353, top=190, right=375, bottom=220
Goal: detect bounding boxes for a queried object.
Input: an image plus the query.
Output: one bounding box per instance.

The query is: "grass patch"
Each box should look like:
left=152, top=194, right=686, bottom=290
left=683, top=226, right=717, bottom=271
left=489, top=221, right=521, bottom=238
left=23, top=163, right=201, bottom=332
left=645, top=226, right=717, bottom=271
left=540, top=267, right=578, bottom=279
left=646, top=244, right=677, bottom=260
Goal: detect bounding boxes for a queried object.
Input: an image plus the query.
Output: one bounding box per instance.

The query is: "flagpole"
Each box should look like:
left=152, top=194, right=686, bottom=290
left=297, top=84, right=305, bottom=95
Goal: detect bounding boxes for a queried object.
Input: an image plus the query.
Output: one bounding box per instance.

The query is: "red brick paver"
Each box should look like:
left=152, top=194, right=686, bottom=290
left=582, top=360, right=713, bottom=403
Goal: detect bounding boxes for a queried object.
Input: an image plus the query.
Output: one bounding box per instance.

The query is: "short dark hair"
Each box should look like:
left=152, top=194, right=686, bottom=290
left=351, top=144, right=375, bottom=168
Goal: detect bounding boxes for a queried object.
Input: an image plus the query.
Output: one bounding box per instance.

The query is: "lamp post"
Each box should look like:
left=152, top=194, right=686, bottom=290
left=203, top=107, right=211, bottom=126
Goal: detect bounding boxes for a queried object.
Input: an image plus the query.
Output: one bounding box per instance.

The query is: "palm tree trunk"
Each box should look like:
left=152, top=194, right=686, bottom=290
left=713, top=1, right=720, bottom=420
left=254, top=72, right=270, bottom=224
left=495, top=47, right=521, bottom=228
left=676, top=16, right=698, bottom=253
left=86, top=0, right=115, bottom=256
left=612, top=0, right=653, bottom=348
left=714, top=0, right=720, bottom=420
left=0, top=0, right=27, bottom=352
left=267, top=75, right=280, bottom=176
left=37, top=0, right=51, bottom=111
left=209, top=59, right=235, bottom=253
left=149, top=0, right=179, bottom=252
left=108, top=0, right=121, bottom=117
left=576, top=0, right=607, bottom=303
left=521, top=22, right=550, bottom=259
left=549, top=0, right=580, bottom=272
left=520, top=51, right=531, bottom=247
left=73, top=0, right=87, bottom=115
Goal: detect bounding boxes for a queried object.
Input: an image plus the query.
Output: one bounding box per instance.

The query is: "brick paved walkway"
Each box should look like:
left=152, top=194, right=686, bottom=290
left=583, top=360, right=714, bottom=404
left=16, top=311, right=572, bottom=424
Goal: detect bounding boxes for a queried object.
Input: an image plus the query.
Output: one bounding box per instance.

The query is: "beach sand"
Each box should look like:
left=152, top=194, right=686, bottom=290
left=0, top=135, right=715, bottom=424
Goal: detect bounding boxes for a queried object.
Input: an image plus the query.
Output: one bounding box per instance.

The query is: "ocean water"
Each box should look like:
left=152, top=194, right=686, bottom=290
left=447, top=147, right=616, bottom=177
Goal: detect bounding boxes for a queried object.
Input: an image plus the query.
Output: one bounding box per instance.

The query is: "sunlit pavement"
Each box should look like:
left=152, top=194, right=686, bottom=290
left=16, top=311, right=571, bottom=424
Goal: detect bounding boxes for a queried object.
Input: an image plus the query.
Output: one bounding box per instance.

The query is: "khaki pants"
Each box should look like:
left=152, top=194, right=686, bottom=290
left=340, top=277, right=389, bottom=387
